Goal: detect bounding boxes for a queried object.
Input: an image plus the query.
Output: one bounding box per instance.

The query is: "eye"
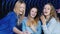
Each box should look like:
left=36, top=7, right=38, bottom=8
left=32, top=11, right=34, bottom=12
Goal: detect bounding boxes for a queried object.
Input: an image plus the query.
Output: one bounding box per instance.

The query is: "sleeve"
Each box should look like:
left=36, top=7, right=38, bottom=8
left=42, top=25, right=51, bottom=34
left=22, top=19, right=26, bottom=31
left=9, top=12, right=17, bottom=31
left=42, top=18, right=57, bottom=34
left=36, top=21, right=42, bottom=34
left=0, top=12, right=13, bottom=24
left=0, top=12, right=16, bottom=31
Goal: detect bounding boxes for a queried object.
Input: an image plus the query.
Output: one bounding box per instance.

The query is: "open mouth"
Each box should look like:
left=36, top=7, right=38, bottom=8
left=19, top=11, right=23, bottom=14
left=44, top=12, right=48, bottom=13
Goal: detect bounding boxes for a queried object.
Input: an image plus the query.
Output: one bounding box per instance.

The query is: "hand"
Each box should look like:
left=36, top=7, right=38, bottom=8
left=26, top=31, right=31, bottom=34
left=40, top=15, right=46, bottom=25
left=17, top=32, right=23, bottom=34
left=23, top=31, right=31, bottom=34
left=23, top=31, right=26, bottom=34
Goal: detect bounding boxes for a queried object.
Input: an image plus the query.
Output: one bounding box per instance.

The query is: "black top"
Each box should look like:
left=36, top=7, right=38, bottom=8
left=16, top=23, right=22, bottom=31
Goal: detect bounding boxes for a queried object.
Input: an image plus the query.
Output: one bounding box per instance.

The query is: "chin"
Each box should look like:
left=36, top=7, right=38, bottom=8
left=44, top=14, right=49, bottom=16
left=31, top=16, right=34, bottom=18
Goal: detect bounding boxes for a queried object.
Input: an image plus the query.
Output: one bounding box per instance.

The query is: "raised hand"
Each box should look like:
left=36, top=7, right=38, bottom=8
left=40, top=15, right=46, bottom=25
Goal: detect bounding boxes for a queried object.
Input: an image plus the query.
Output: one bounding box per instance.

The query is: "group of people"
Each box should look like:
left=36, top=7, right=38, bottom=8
left=0, top=0, right=60, bottom=34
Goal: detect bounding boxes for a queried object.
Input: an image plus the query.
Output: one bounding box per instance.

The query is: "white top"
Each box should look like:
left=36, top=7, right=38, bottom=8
left=42, top=17, right=60, bottom=34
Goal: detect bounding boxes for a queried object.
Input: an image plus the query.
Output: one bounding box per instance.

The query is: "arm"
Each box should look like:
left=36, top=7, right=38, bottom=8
left=13, top=27, right=23, bottom=34
left=42, top=24, right=51, bottom=34
left=40, top=15, right=50, bottom=34
left=42, top=18, right=57, bottom=34
left=22, top=18, right=31, bottom=34
left=22, top=19, right=28, bottom=34
left=9, top=12, right=23, bottom=34
left=40, top=15, right=57, bottom=34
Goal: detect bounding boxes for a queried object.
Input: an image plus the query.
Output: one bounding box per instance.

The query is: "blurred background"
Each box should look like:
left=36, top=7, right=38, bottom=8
left=1, top=0, right=60, bottom=20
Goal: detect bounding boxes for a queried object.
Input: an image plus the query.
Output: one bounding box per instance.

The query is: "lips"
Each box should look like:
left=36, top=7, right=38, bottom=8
left=44, top=12, right=48, bottom=14
left=45, top=12, right=48, bottom=13
left=19, top=11, right=23, bottom=14
left=32, top=14, right=35, bottom=16
left=20, top=11, right=23, bottom=13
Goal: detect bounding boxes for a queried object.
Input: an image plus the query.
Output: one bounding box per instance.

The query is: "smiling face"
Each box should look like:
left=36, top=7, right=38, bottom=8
left=30, top=8, right=38, bottom=18
left=19, top=3, right=26, bottom=15
left=15, top=2, right=26, bottom=15
left=43, top=4, right=51, bottom=16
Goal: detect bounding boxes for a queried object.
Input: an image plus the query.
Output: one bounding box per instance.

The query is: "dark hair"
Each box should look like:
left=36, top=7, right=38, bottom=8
left=18, top=0, right=24, bottom=3
left=27, top=6, right=39, bottom=27
left=28, top=6, right=39, bottom=18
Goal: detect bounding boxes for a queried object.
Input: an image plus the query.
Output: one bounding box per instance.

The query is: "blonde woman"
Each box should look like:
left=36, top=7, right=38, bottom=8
left=13, top=0, right=26, bottom=34
left=22, top=7, right=41, bottom=34
left=40, top=3, right=60, bottom=34
left=0, top=0, right=26, bottom=34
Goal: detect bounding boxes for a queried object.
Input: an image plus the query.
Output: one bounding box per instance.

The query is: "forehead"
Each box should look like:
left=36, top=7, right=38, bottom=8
left=21, top=3, right=25, bottom=6
left=15, top=2, right=20, bottom=7
left=31, top=8, right=37, bottom=11
left=44, top=4, right=51, bottom=8
left=15, top=2, right=25, bottom=7
left=20, top=3, right=26, bottom=7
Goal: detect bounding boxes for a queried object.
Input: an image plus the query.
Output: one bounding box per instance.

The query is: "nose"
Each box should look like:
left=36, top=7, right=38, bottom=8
left=45, top=8, right=47, bottom=11
left=22, top=8, right=24, bottom=11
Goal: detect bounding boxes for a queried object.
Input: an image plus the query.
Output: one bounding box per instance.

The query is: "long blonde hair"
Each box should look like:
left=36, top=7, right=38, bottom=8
left=14, top=0, right=26, bottom=25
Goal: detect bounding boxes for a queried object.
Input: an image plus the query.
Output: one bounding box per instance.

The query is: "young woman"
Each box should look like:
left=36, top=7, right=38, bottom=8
left=0, top=0, right=26, bottom=34
left=13, top=0, right=26, bottom=34
left=22, top=7, right=41, bottom=34
left=40, top=3, right=60, bottom=34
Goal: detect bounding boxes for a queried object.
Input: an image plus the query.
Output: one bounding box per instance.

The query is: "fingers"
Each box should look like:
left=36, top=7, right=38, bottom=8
left=40, top=15, right=46, bottom=25
left=23, top=31, right=31, bottom=34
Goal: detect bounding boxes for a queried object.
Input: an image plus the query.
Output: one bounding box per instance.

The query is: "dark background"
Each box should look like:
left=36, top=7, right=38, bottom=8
left=0, top=0, right=60, bottom=34
left=1, top=0, right=60, bottom=19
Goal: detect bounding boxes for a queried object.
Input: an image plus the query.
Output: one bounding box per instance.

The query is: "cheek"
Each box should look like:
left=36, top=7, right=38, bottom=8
left=20, top=8, right=24, bottom=12
left=17, top=9, right=20, bottom=12
left=30, top=12, right=33, bottom=16
left=48, top=10, right=51, bottom=14
left=35, top=13, right=37, bottom=16
left=30, top=12, right=34, bottom=17
left=43, top=9, right=46, bottom=12
left=20, top=8, right=23, bottom=11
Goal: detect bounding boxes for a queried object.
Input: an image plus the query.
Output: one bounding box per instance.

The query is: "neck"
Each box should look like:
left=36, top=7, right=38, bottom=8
left=30, top=17, right=34, bottom=20
left=28, top=16, right=34, bottom=21
left=45, top=15, right=50, bottom=20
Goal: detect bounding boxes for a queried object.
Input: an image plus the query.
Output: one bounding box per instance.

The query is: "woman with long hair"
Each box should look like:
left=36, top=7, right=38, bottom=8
left=40, top=3, right=60, bottom=34
left=22, top=7, right=41, bottom=34
left=13, top=0, right=26, bottom=34
left=0, top=0, right=26, bottom=34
